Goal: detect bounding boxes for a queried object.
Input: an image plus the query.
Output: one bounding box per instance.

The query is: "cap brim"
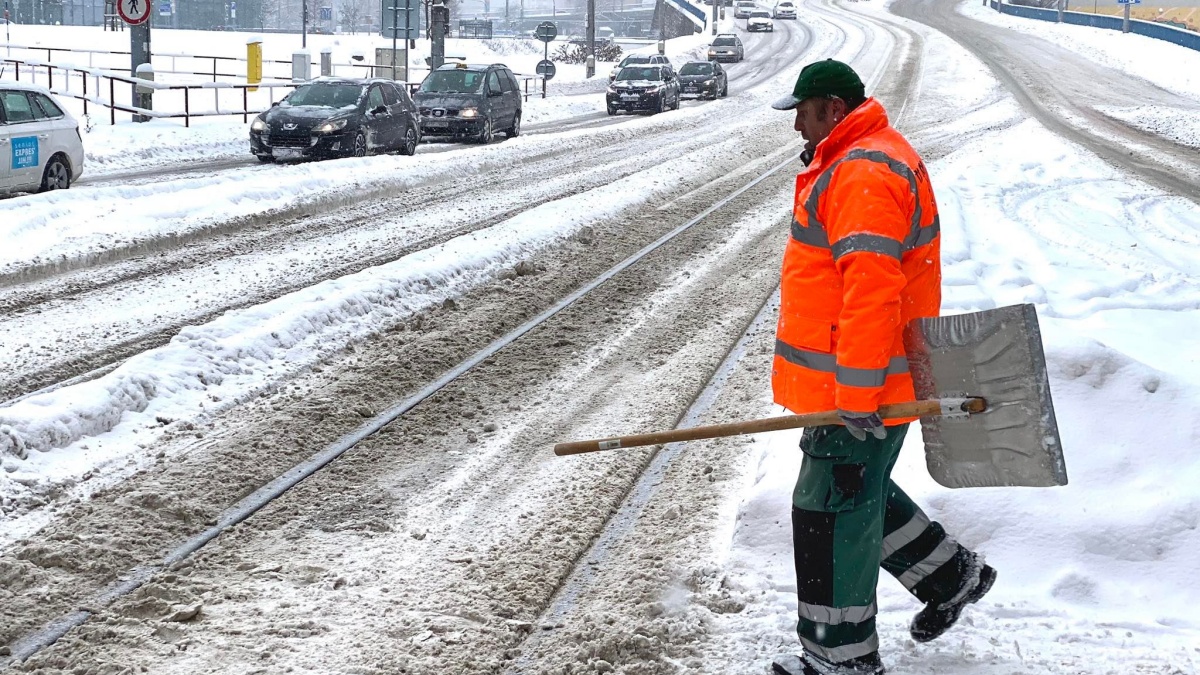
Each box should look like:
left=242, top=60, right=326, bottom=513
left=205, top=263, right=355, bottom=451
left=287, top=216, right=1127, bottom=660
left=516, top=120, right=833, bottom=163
left=772, top=94, right=801, bottom=110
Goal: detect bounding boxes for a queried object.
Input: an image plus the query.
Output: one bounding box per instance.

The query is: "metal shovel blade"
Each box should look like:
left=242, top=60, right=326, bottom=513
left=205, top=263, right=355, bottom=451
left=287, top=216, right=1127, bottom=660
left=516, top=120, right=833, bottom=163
left=904, top=304, right=1067, bottom=489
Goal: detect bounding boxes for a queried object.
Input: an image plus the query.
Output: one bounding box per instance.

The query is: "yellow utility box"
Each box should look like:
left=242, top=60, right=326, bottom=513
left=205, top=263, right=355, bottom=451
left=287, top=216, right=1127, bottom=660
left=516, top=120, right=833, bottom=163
left=247, top=38, right=263, bottom=92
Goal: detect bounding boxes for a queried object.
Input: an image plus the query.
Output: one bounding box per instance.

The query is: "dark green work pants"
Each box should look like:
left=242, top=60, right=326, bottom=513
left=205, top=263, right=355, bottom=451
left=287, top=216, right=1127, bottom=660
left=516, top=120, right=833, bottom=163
left=791, top=423, right=975, bottom=663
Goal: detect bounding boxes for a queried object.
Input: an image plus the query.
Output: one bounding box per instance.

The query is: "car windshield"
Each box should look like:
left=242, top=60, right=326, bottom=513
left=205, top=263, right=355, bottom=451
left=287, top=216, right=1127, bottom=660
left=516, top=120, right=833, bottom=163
left=751, top=10, right=770, bottom=17
left=617, top=67, right=663, bottom=82
left=284, top=83, right=364, bottom=109
left=679, top=63, right=713, bottom=76
left=420, top=69, right=485, bottom=94
left=713, top=37, right=738, bottom=46
left=620, top=55, right=652, bottom=67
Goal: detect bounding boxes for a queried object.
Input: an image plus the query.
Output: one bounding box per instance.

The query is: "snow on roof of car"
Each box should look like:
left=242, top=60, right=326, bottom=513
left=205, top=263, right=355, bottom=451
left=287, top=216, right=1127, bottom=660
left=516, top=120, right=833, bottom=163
left=0, top=80, right=56, bottom=95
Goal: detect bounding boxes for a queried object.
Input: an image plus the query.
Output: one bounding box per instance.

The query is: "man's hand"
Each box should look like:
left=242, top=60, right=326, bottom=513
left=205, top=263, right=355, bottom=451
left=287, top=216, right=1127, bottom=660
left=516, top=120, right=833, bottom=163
left=837, top=410, right=887, bottom=441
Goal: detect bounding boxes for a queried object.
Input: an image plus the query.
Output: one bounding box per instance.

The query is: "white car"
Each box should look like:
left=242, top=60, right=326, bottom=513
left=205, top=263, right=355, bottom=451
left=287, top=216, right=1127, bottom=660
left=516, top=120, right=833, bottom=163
left=773, top=0, right=797, bottom=18
left=734, top=0, right=757, bottom=18
left=0, top=83, right=84, bottom=195
left=748, top=9, right=775, bottom=31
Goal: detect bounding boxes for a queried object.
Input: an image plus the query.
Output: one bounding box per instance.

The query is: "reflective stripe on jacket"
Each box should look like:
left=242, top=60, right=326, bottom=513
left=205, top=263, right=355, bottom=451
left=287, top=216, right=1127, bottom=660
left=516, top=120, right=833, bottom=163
left=772, top=98, right=941, bottom=420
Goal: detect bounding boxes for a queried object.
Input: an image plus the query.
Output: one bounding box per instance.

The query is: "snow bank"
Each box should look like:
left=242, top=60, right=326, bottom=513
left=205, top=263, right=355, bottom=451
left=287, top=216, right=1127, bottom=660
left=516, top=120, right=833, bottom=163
left=0, top=123, right=736, bottom=518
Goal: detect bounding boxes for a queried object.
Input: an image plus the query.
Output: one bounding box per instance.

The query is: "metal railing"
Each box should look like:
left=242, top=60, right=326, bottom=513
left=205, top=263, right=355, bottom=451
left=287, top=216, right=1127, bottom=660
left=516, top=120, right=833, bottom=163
left=2, top=57, right=296, bottom=126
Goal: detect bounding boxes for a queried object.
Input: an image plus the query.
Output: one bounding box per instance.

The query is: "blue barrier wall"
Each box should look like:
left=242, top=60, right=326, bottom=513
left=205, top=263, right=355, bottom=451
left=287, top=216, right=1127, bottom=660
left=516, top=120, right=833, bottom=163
left=988, top=0, right=1200, bottom=52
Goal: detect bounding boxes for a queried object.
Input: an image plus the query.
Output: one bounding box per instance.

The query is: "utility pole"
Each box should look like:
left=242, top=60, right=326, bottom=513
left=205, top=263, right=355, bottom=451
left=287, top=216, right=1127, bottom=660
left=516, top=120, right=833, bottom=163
left=1056, top=0, right=1063, bottom=22
left=711, top=0, right=717, bottom=34
left=431, top=0, right=445, bottom=70
left=1121, top=0, right=1131, bottom=32
left=585, top=0, right=595, bottom=78
left=302, top=0, right=308, bottom=47
left=391, top=0, right=398, bottom=78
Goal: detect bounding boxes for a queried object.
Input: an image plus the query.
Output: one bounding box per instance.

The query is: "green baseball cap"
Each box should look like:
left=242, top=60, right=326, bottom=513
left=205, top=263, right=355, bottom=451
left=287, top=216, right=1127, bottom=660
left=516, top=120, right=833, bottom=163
left=772, top=59, right=865, bottom=111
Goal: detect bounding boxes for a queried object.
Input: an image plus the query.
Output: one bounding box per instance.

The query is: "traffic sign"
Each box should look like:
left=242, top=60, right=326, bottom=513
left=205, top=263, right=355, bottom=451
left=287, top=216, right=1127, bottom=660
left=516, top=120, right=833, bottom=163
left=158, top=0, right=171, bottom=15
left=382, top=0, right=420, bottom=40
left=319, top=6, right=332, bottom=20
left=535, top=21, right=557, bottom=42
left=117, top=0, right=152, bottom=25
left=536, top=58, right=556, bottom=80
left=1115, top=0, right=1141, bottom=4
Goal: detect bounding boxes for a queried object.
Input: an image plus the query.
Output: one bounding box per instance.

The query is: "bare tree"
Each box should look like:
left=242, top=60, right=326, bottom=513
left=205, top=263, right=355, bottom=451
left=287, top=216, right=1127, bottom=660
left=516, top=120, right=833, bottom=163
left=339, top=0, right=374, bottom=32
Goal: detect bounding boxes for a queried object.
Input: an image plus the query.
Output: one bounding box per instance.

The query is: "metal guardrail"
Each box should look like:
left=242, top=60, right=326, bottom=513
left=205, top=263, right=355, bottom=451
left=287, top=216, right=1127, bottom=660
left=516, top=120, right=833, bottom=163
left=2, top=57, right=296, bottom=126
left=988, top=0, right=1200, bottom=50
left=1, top=55, right=548, bottom=126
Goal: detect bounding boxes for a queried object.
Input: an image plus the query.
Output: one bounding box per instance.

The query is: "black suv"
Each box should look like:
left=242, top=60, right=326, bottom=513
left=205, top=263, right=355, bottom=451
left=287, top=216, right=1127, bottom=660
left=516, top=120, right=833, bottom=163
left=414, top=63, right=523, bottom=144
left=606, top=64, right=681, bottom=115
left=250, top=78, right=421, bottom=161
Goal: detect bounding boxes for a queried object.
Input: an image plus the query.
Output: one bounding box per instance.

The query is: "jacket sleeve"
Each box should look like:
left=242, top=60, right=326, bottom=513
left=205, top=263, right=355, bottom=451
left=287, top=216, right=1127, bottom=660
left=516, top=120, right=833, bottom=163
left=820, top=159, right=912, bottom=413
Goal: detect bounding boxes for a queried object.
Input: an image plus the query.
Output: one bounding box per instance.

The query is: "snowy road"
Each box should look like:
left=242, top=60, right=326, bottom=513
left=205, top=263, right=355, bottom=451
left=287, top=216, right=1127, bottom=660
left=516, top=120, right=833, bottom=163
left=2, top=1, right=1199, bottom=673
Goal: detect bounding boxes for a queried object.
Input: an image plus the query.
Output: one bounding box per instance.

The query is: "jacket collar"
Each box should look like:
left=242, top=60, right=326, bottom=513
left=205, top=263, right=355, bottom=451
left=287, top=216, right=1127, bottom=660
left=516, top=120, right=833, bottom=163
left=807, top=97, right=889, bottom=171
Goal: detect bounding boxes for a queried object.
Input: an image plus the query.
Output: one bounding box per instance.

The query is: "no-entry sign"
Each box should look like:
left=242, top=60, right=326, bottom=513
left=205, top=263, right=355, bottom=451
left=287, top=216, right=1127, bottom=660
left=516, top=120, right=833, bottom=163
left=117, top=0, right=152, bottom=25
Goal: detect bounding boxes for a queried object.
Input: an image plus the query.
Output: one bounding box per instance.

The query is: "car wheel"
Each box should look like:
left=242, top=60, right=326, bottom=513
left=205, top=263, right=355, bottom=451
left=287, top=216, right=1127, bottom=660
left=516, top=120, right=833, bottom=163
left=399, top=125, right=418, bottom=156
left=506, top=113, right=521, bottom=138
left=672, top=93, right=680, bottom=110
left=607, top=105, right=617, bottom=116
left=352, top=131, right=368, bottom=157
left=656, top=96, right=664, bottom=115
left=38, top=155, right=71, bottom=192
left=477, top=117, right=494, bottom=144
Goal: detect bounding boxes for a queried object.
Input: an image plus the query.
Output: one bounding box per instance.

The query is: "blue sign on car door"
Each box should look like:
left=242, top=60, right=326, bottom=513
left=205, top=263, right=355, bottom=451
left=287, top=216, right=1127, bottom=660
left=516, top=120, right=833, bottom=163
left=11, top=136, right=38, bottom=170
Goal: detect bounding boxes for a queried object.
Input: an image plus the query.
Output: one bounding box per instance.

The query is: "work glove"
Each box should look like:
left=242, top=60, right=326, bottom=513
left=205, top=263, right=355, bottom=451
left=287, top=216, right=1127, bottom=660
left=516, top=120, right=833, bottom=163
left=838, top=410, right=887, bottom=442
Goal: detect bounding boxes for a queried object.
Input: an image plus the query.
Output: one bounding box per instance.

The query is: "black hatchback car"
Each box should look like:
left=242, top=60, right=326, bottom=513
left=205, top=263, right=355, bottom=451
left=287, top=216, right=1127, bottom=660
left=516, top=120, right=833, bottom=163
left=413, top=63, right=523, bottom=144
left=678, top=60, right=728, bottom=100
left=250, top=78, right=421, bottom=162
left=606, top=65, right=681, bottom=115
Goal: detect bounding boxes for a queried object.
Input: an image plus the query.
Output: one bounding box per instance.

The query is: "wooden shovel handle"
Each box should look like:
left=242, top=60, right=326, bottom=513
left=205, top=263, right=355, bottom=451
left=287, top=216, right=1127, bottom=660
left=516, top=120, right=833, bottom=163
left=553, top=398, right=986, bottom=456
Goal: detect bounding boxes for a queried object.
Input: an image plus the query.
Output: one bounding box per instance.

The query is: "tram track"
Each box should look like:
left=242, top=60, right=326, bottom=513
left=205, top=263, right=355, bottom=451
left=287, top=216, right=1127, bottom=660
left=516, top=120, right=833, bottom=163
left=0, top=11, right=902, bottom=671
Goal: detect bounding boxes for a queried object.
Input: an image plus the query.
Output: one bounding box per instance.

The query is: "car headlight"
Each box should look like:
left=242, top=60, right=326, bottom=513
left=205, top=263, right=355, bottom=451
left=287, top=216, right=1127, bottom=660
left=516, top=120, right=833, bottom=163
left=607, top=85, right=618, bottom=94
left=251, top=117, right=266, bottom=132
left=704, top=79, right=715, bottom=86
left=460, top=107, right=478, bottom=118
left=708, top=49, right=717, bottom=55
left=316, top=118, right=349, bottom=133
left=645, top=86, right=660, bottom=94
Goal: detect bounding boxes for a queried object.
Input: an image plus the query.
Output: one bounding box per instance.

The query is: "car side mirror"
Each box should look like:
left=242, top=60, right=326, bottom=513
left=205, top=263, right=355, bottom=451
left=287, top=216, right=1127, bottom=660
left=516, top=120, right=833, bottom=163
left=488, top=88, right=503, bottom=98
left=271, top=101, right=279, bottom=107
left=371, top=105, right=388, bottom=115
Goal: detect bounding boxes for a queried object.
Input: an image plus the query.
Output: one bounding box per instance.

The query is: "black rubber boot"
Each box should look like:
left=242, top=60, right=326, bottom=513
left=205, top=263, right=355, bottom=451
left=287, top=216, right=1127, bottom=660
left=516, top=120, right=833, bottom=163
left=910, top=562, right=998, bottom=643
left=771, top=652, right=885, bottom=675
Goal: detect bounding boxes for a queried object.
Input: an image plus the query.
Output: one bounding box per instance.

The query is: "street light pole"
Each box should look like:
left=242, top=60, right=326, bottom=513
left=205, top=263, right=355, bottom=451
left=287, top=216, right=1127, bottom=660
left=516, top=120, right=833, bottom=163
left=302, top=0, right=308, bottom=48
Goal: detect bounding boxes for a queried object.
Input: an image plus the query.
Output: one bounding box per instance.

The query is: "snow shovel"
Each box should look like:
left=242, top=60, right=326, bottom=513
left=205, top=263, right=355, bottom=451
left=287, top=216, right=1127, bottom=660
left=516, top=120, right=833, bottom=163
left=554, top=303, right=1067, bottom=489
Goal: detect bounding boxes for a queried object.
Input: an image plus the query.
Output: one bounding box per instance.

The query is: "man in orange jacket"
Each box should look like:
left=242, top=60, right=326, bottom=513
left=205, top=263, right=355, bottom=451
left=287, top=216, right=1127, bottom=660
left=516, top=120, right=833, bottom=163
left=769, top=60, right=997, bottom=675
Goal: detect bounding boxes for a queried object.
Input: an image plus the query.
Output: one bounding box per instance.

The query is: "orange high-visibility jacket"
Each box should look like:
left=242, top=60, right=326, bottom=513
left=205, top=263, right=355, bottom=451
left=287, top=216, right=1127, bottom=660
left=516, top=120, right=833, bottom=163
left=772, top=98, right=941, bottom=421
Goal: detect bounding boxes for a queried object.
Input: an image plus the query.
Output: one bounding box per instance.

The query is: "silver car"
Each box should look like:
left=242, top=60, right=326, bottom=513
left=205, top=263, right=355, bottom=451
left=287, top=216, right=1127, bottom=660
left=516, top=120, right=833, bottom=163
left=0, top=83, right=85, bottom=194
left=707, top=34, right=745, bottom=63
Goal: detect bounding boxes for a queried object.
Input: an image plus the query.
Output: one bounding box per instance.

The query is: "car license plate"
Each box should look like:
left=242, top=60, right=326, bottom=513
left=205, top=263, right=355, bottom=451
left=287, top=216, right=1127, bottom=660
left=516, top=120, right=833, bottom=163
left=621, top=94, right=639, bottom=101
left=425, top=119, right=449, bottom=127
left=271, top=148, right=302, bottom=160
left=684, top=86, right=698, bottom=92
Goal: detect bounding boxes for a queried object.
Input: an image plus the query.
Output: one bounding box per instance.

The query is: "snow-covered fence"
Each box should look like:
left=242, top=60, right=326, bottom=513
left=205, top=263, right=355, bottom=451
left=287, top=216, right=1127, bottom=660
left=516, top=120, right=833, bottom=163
left=989, top=0, right=1200, bottom=51
left=2, top=57, right=296, bottom=126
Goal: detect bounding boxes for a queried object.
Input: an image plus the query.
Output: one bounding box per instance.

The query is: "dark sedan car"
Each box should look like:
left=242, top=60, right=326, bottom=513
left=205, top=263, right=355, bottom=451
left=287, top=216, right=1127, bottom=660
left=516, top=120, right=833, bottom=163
left=250, top=78, right=421, bottom=162
left=678, top=61, right=728, bottom=100
left=606, top=65, right=681, bottom=115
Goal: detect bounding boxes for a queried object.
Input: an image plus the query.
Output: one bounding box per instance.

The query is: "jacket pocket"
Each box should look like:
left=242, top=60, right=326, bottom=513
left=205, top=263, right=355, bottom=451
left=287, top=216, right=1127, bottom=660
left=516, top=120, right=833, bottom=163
left=779, top=314, right=834, bottom=353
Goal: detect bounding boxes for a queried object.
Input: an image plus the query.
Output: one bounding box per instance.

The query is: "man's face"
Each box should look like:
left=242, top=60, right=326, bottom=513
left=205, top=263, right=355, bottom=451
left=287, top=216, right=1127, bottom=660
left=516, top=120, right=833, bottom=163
left=793, top=97, right=846, bottom=149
